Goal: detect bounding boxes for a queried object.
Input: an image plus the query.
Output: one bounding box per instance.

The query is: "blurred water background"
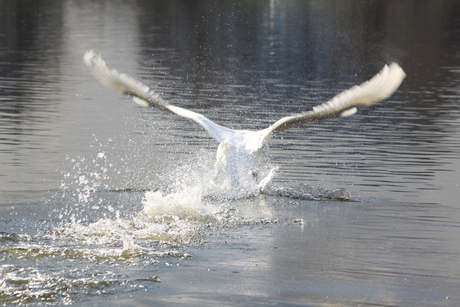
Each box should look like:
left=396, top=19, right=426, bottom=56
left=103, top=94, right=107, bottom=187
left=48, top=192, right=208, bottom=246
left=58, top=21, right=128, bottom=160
left=1, top=1, right=460, bottom=306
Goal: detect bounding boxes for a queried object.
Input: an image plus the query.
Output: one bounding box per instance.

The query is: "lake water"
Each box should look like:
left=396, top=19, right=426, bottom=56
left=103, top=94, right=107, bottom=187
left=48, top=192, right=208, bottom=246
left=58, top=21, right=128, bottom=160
left=1, top=1, right=460, bottom=306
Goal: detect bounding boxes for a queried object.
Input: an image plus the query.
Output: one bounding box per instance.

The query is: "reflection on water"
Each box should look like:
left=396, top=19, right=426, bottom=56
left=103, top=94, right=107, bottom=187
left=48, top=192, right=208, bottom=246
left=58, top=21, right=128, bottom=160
left=1, top=0, right=460, bottom=306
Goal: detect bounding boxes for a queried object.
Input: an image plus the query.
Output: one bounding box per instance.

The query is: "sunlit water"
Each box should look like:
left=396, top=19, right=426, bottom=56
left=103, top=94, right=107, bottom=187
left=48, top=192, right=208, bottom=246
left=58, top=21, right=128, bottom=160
left=1, top=1, right=460, bottom=306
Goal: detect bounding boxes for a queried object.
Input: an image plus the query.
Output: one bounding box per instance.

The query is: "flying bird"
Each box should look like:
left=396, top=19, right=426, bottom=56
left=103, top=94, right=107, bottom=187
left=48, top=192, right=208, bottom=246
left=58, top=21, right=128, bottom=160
left=84, top=51, right=405, bottom=193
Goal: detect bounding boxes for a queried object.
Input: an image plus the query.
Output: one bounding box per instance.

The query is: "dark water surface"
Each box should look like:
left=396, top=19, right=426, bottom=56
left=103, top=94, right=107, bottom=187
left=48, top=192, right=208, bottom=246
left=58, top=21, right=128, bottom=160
left=1, top=1, right=460, bottom=306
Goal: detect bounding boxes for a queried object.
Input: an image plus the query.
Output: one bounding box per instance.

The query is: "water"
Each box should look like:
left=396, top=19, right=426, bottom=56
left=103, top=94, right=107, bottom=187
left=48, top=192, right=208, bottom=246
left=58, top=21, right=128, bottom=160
left=1, top=0, right=460, bottom=306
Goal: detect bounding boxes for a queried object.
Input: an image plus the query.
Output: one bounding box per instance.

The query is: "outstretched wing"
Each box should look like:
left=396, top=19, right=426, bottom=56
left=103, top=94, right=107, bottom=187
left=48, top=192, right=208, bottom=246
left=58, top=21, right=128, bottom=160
left=84, top=51, right=405, bottom=154
left=83, top=50, right=237, bottom=145
left=257, top=63, right=406, bottom=145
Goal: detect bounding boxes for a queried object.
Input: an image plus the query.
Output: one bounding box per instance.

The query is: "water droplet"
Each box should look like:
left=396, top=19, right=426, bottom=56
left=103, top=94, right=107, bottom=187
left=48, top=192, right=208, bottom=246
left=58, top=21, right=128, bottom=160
left=152, top=276, right=161, bottom=283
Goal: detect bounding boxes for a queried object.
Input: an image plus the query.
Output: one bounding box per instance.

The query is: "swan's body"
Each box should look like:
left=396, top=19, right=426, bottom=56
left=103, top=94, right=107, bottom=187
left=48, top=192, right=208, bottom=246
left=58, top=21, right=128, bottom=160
left=84, top=51, right=405, bottom=192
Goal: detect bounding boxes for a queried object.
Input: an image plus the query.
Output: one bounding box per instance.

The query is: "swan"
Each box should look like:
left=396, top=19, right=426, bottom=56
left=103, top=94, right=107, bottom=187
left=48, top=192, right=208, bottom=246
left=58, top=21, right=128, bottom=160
left=83, top=51, right=405, bottom=193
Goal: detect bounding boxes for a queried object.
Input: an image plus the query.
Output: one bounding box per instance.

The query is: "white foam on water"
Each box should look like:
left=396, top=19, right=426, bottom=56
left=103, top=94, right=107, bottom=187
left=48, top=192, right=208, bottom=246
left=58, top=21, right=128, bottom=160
left=57, top=145, right=352, bottom=249
left=142, top=189, right=211, bottom=221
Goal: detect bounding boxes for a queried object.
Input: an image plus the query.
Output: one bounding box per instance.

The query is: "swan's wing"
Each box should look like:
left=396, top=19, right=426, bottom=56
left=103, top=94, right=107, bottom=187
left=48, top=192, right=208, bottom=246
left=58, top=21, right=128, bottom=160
left=84, top=51, right=405, bottom=154
left=83, top=50, right=237, bottom=145
left=257, top=63, right=406, bottom=145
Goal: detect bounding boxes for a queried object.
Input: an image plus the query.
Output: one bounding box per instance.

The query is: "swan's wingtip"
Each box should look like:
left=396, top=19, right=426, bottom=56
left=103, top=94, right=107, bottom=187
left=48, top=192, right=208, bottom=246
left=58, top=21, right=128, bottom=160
left=83, top=50, right=97, bottom=64
left=358, top=62, right=406, bottom=107
left=83, top=50, right=108, bottom=69
left=387, top=62, right=407, bottom=79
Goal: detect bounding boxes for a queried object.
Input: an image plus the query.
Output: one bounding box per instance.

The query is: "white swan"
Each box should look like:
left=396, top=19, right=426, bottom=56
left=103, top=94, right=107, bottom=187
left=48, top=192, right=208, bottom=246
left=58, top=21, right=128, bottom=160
left=84, top=51, right=405, bottom=193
